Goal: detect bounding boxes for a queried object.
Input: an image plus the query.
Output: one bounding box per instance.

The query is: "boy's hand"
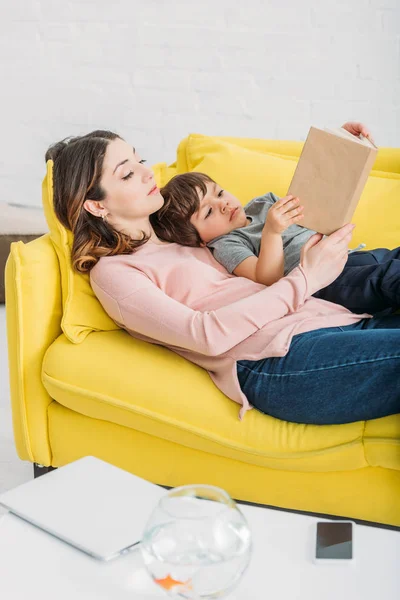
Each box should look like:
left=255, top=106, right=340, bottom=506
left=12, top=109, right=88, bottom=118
left=264, top=195, right=304, bottom=234
left=342, top=121, right=375, bottom=144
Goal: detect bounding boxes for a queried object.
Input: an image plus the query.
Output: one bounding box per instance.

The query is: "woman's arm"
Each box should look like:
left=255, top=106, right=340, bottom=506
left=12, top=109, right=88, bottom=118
left=92, top=224, right=354, bottom=358
left=92, top=265, right=309, bottom=358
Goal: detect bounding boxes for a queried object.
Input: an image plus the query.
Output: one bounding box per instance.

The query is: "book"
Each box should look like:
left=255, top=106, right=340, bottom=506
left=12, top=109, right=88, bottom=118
left=287, top=126, right=378, bottom=235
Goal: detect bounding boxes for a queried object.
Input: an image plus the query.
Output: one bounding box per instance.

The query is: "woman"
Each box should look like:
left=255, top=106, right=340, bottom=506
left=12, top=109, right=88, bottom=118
left=46, top=129, right=400, bottom=424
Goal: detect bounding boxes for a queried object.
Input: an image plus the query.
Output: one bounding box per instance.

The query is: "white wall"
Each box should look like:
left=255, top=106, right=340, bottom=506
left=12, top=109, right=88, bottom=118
left=1, top=0, right=399, bottom=207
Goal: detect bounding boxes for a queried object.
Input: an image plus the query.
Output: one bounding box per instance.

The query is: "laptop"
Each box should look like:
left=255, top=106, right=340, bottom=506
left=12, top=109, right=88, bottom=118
left=0, top=456, right=165, bottom=561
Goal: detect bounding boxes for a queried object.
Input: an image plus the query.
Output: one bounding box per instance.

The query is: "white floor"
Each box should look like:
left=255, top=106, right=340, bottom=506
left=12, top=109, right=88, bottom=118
left=0, top=305, right=33, bottom=504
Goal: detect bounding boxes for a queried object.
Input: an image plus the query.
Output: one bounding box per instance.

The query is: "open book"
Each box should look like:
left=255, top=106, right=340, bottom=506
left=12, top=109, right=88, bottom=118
left=287, top=126, right=378, bottom=234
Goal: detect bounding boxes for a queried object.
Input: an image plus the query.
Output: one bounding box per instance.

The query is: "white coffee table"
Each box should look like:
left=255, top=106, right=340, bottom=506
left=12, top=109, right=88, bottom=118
left=0, top=465, right=399, bottom=599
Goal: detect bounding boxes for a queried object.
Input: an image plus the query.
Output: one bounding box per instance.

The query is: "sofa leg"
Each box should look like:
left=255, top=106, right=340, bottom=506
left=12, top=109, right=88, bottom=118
left=33, top=463, right=57, bottom=479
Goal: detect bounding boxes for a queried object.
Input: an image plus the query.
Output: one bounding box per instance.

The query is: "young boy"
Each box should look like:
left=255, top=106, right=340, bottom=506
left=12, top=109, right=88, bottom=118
left=156, top=169, right=400, bottom=315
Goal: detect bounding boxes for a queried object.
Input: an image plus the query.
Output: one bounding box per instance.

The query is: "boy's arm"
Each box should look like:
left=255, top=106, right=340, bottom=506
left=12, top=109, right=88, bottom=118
left=233, top=231, right=284, bottom=285
left=233, top=255, right=258, bottom=281
left=256, top=230, right=285, bottom=285
left=234, top=195, right=304, bottom=285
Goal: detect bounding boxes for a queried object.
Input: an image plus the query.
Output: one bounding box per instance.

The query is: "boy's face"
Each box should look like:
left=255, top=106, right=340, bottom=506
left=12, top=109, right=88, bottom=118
left=190, top=182, right=248, bottom=243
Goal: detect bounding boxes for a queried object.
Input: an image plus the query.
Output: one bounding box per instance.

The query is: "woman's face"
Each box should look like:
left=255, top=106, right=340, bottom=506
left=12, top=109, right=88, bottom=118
left=87, top=137, right=164, bottom=226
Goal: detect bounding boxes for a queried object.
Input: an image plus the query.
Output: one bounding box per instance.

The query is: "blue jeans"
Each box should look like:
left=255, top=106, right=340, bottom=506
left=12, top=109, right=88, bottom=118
left=236, top=315, right=400, bottom=425
left=313, top=247, right=400, bottom=314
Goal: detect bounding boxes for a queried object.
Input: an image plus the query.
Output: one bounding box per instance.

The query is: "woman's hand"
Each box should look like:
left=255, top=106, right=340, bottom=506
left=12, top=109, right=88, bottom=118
left=300, top=224, right=355, bottom=295
left=342, top=121, right=375, bottom=144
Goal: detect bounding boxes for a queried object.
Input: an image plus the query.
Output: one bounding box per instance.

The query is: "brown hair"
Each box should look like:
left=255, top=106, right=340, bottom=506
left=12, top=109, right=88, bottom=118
left=153, top=172, right=216, bottom=247
left=45, top=130, right=151, bottom=274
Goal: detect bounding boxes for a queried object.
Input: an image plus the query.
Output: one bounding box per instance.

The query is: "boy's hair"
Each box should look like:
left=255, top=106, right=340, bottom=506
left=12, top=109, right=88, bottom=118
left=152, top=172, right=216, bottom=246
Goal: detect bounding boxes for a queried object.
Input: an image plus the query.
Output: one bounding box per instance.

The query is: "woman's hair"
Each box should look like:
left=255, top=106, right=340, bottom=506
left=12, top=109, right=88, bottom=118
left=45, top=130, right=151, bottom=274
left=153, top=172, right=216, bottom=247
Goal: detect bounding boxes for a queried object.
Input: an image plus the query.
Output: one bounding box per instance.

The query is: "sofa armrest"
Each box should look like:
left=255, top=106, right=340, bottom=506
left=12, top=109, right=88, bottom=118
left=5, top=234, right=62, bottom=465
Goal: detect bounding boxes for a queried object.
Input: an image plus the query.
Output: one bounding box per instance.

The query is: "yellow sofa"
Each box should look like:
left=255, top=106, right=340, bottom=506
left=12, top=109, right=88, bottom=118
left=5, top=134, right=400, bottom=527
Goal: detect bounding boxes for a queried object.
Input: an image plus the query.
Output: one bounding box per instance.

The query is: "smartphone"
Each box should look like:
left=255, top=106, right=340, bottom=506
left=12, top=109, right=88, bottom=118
left=314, top=521, right=354, bottom=564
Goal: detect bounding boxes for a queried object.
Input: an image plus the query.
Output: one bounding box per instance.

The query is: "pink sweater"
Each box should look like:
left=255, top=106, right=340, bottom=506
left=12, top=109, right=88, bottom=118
left=90, top=241, right=368, bottom=419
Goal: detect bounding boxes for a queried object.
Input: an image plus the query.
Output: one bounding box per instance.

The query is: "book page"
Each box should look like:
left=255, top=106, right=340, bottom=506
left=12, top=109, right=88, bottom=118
left=359, top=133, right=377, bottom=149
left=325, top=127, right=377, bottom=149
left=325, top=127, right=363, bottom=144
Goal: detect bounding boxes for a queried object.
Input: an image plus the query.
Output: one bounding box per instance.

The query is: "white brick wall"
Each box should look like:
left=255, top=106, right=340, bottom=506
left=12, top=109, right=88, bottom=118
left=1, top=0, right=399, bottom=206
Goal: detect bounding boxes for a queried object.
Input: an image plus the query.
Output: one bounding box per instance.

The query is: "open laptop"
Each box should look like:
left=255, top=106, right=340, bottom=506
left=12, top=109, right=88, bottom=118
left=0, top=456, right=165, bottom=561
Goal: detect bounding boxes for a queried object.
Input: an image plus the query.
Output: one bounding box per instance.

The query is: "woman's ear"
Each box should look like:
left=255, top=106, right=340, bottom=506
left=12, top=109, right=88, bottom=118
left=83, top=199, right=105, bottom=218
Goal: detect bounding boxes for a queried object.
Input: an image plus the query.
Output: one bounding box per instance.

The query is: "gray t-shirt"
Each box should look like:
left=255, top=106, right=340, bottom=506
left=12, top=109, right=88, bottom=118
left=207, top=192, right=316, bottom=276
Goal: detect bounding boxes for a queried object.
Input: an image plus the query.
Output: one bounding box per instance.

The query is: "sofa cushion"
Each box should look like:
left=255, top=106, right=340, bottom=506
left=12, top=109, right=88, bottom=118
left=177, top=134, right=400, bottom=175
left=363, top=417, right=400, bottom=471
left=182, top=134, right=299, bottom=203
left=42, top=330, right=377, bottom=473
left=42, top=160, right=172, bottom=344
left=351, top=172, right=400, bottom=250
left=181, top=134, right=400, bottom=251
left=176, top=135, right=304, bottom=172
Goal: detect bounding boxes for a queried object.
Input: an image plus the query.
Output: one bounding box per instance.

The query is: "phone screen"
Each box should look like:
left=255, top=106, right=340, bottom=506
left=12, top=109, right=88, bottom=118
left=316, top=522, right=353, bottom=560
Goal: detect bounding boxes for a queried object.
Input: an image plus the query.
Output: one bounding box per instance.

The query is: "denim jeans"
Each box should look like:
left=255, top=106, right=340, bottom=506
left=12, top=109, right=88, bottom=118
left=236, top=315, right=400, bottom=425
left=313, top=247, right=400, bottom=314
